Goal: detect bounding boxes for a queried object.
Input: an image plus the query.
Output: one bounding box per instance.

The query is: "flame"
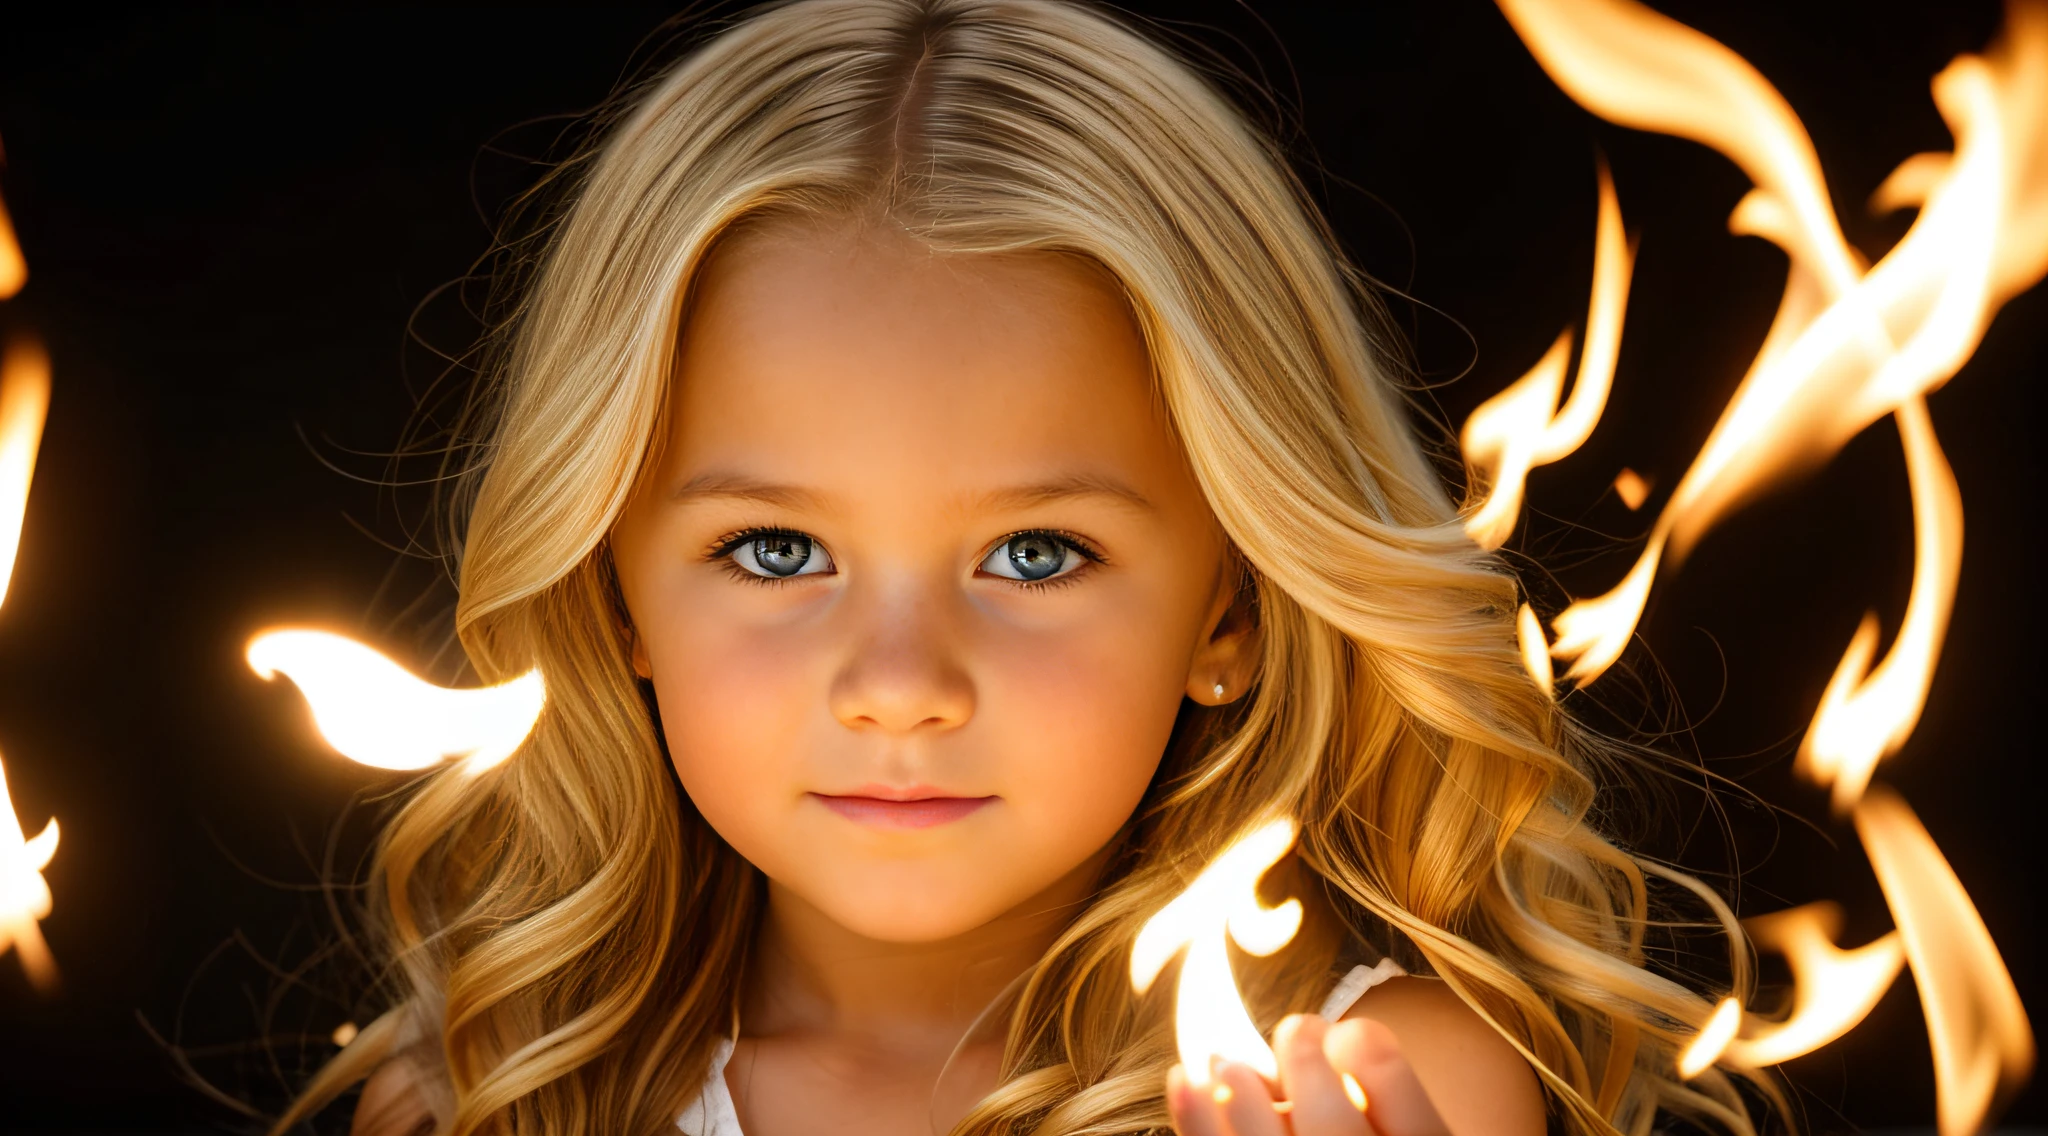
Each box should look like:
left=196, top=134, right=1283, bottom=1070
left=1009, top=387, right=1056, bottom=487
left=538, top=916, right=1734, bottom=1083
left=1495, top=0, right=2048, bottom=685
left=1494, top=1, right=2044, bottom=1118
left=1679, top=904, right=1907, bottom=1076
left=1340, top=1072, right=1367, bottom=1111
left=1612, top=468, right=1650, bottom=510
left=247, top=629, right=545, bottom=773
left=1461, top=163, right=1635, bottom=549
left=1678, top=997, right=1741, bottom=1078
left=0, top=337, right=49, bottom=612
left=1857, top=789, right=2033, bottom=1136
left=0, top=329, right=55, bottom=991
left=0, top=750, right=58, bottom=991
left=1730, top=903, right=1906, bottom=1067
left=0, top=186, right=24, bottom=300
left=1131, top=817, right=1303, bottom=1086
left=1516, top=602, right=1555, bottom=693
left=1796, top=397, right=1961, bottom=813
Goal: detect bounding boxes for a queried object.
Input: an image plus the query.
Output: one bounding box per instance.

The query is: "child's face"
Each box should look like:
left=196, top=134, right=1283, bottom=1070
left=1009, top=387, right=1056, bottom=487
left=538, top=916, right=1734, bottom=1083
left=611, top=221, right=1253, bottom=943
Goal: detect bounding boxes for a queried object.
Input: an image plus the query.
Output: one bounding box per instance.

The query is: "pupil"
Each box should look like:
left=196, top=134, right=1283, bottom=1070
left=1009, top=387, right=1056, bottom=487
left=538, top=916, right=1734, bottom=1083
left=1007, top=535, right=1065, bottom=581
left=753, top=535, right=811, bottom=576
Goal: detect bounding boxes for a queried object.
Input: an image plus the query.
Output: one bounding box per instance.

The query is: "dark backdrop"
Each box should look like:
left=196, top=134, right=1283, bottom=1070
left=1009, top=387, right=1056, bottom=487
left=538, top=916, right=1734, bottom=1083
left=0, top=3, right=2038, bottom=1132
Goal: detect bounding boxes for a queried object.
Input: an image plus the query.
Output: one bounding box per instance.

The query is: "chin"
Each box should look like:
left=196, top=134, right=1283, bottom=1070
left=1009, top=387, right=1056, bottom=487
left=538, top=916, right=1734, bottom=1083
left=808, top=871, right=1019, bottom=942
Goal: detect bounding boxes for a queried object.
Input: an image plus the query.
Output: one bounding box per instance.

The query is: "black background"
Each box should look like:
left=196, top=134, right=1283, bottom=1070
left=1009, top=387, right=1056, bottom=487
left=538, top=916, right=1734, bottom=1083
left=0, top=2, right=2039, bottom=1132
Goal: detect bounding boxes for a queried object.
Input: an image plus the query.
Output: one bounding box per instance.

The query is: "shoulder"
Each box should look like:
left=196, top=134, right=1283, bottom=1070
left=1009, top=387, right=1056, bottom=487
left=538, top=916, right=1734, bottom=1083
left=1343, top=975, right=1546, bottom=1136
left=351, top=1058, right=437, bottom=1136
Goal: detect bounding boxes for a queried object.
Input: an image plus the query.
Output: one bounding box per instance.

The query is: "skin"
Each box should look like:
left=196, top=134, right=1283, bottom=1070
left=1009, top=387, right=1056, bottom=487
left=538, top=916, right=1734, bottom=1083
left=354, top=220, right=1543, bottom=1136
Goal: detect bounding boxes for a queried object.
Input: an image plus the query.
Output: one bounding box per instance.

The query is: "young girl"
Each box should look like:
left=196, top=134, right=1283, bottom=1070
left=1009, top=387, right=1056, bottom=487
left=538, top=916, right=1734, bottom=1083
left=280, top=2, right=1759, bottom=1134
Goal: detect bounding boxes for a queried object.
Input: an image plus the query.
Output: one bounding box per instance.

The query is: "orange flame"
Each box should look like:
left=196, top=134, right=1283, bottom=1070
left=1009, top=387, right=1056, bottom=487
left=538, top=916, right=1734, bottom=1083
left=1461, top=163, right=1635, bottom=550
left=1679, top=904, right=1907, bottom=1076
left=1858, top=789, right=2034, bottom=1136
left=1612, top=468, right=1651, bottom=510
left=1497, top=0, right=2048, bottom=685
left=1130, top=817, right=1302, bottom=1086
left=248, top=629, right=545, bottom=774
left=0, top=749, right=58, bottom=992
left=0, top=185, right=24, bottom=301
left=1492, top=1, right=2042, bottom=1123
left=1678, top=997, right=1741, bottom=1078
left=1515, top=602, right=1555, bottom=693
left=1736, top=903, right=1906, bottom=1068
left=0, top=334, right=54, bottom=990
left=0, top=338, right=50, bottom=612
left=1796, top=397, right=1961, bottom=813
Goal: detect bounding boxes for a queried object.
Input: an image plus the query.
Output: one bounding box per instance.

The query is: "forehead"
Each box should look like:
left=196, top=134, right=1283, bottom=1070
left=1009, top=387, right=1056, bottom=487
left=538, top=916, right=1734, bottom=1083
left=663, top=221, right=1180, bottom=502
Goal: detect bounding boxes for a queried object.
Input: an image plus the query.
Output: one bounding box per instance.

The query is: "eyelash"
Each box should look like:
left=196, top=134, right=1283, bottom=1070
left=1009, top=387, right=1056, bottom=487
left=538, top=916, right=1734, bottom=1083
left=704, top=526, right=1106, bottom=589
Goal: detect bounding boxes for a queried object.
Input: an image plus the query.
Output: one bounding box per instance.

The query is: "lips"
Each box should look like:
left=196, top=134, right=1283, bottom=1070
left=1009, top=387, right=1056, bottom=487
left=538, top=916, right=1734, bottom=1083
left=811, top=786, right=997, bottom=829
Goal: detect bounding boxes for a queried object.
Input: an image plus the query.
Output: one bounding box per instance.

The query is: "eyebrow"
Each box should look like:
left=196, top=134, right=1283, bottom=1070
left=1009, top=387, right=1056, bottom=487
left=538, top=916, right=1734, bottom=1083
left=670, top=470, right=1153, bottom=514
left=670, top=472, right=830, bottom=509
left=975, top=473, right=1155, bottom=514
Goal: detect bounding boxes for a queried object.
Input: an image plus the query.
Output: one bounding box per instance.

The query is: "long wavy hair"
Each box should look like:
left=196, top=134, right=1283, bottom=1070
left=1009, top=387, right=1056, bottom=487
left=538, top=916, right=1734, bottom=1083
left=277, top=2, right=1771, bottom=1133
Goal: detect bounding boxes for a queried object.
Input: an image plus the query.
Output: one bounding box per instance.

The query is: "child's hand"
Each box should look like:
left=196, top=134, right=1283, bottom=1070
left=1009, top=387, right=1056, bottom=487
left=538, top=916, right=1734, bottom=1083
left=1166, top=1013, right=1450, bottom=1136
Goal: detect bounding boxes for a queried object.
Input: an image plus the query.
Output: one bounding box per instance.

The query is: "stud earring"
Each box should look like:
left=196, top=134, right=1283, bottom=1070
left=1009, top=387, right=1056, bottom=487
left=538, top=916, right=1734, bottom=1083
left=1212, top=682, right=1226, bottom=699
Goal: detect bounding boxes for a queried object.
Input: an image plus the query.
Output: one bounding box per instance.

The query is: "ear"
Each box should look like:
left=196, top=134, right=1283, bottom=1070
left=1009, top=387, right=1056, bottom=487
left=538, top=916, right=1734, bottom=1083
left=1185, top=558, right=1261, bottom=706
left=629, top=630, right=654, bottom=680
left=603, top=540, right=656, bottom=681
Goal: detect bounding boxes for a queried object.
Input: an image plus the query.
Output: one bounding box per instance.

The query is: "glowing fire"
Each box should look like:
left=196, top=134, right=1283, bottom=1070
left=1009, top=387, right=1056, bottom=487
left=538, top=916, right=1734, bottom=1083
left=1727, top=903, right=1905, bottom=1068
left=1516, top=602, right=1555, bottom=693
left=1461, top=162, right=1635, bottom=551
left=1484, top=0, right=2041, bottom=1126
left=1858, top=789, right=2034, bottom=1136
left=0, top=750, right=58, bottom=992
left=1680, top=904, right=1907, bottom=1076
left=0, top=190, right=24, bottom=300
left=0, top=337, right=49, bottom=611
left=1612, top=468, right=1650, bottom=510
left=1796, top=397, right=1960, bottom=815
left=1678, top=997, right=1740, bottom=1079
left=0, top=317, right=55, bottom=990
left=247, top=629, right=545, bottom=774
left=1491, top=0, right=2048, bottom=685
left=1131, top=817, right=1302, bottom=1087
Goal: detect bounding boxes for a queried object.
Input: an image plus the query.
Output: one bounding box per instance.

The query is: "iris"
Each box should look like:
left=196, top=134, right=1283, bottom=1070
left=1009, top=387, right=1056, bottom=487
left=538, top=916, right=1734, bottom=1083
left=751, top=533, right=815, bottom=577
left=1002, top=533, right=1069, bottom=581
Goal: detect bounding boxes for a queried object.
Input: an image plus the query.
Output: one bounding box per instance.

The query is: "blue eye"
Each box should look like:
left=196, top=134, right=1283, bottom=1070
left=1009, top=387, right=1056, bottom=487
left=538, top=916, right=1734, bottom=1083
left=979, top=532, right=1088, bottom=582
left=728, top=531, right=834, bottom=578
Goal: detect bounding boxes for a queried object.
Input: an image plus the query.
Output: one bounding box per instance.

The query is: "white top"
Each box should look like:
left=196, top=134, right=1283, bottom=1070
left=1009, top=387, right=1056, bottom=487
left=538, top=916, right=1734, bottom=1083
left=677, top=957, right=1407, bottom=1136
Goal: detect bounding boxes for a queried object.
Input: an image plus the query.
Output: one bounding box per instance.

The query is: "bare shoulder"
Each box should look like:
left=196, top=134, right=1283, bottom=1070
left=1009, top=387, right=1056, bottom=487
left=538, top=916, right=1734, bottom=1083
left=1344, top=975, right=1546, bottom=1136
left=351, top=1058, right=437, bottom=1136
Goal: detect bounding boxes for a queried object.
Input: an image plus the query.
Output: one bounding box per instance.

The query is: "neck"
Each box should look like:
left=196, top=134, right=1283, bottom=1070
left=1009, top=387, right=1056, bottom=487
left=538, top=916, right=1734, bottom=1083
left=743, top=849, right=1108, bottom=1053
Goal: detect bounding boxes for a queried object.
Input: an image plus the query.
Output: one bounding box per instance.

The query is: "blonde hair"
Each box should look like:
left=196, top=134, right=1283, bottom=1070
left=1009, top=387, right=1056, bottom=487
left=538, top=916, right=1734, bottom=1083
left=280, top=2, right=1772, bottom=1133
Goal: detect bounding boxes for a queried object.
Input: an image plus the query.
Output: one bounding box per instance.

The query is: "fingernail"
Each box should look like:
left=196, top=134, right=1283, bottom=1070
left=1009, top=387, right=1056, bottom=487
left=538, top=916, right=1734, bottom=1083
left=1212, top=1082, right=1234, bottom=1105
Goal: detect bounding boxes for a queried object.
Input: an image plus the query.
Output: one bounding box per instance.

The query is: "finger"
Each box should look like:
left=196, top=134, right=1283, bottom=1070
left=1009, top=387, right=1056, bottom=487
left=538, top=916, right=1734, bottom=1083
left=1273, top=1014, right=1370, bottom=1135
left=1213, top=1061, right=1289, bottom=1136
left=1168, top=1063, right=1228, bottom=1136
left=1324, top=1019, right=1450, bottom=1136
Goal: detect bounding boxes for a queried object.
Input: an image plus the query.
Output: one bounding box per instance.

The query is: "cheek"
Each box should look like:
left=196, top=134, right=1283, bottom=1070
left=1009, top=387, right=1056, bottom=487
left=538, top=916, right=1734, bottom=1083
left=973, top=608, right=1187, bottom=830
left=641, top=592, right=825, bottom=840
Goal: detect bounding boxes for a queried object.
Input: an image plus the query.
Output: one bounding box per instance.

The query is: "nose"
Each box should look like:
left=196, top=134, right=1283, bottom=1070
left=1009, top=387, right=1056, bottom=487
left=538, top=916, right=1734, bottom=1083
left=827, top=588, right=976, bottom=735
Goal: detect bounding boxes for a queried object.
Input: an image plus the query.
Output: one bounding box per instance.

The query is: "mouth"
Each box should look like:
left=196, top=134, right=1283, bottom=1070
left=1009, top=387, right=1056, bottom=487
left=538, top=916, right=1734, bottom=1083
left=810, top=786, right=998, bottom=830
